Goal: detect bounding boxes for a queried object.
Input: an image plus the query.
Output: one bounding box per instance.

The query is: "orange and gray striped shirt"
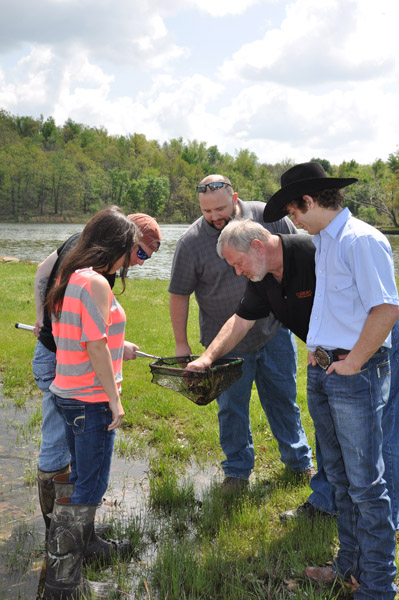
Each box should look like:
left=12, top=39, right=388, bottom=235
left=50, top=267, right=126, bottom=403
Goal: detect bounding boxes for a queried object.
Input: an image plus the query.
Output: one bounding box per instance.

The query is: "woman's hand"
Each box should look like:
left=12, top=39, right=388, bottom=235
left=123, top=341, right=140, bottom=360
left=108, top=395, right=125, bottom=430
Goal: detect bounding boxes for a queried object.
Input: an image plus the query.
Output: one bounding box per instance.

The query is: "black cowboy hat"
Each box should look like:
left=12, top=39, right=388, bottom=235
left=263, top=162, right=358, bottom=223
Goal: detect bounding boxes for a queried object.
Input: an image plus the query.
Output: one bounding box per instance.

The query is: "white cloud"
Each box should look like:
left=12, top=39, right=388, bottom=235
left=220, top=0, right=399, bottom=85
left=51, top=71, right=224, bottom=144
left=0, top=46, right=55, bottom=109
left=188, top=0, right=262, bottom=17
left=0, top=0, right=187, bottom=68
left=0, top=0, right=398, bottom=165
left=216, top=81, right=399, bottom=163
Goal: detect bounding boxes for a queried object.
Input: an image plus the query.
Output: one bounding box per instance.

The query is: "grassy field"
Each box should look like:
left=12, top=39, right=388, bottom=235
left=0, top=261, right=393, bottom=599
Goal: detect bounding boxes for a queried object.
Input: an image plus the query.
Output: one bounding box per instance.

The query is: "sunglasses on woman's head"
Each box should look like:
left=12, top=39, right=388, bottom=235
left=137, top=245, right=150, bottom=260
left=196, top=182, right=232, bottom=193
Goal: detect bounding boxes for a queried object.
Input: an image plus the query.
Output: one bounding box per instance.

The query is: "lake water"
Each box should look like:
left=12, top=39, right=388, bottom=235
left=0, top=222, right=189, bottom=280
left=1, top=222, right=399, bottom=277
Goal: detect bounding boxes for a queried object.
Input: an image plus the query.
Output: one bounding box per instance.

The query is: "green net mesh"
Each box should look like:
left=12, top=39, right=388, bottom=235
left=149, top=355, right=244, bottom=406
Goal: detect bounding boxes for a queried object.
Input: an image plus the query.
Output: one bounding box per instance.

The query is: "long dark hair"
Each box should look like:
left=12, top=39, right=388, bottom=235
left=46, top=206, right=138, bottom=320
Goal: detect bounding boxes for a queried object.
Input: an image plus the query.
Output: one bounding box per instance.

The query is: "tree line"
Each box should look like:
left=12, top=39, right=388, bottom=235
left=0, top=109, right=398, bottom=226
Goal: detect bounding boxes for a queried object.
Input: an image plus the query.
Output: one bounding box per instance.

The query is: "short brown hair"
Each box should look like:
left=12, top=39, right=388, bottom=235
left=285, top=188, right=344, bottom=212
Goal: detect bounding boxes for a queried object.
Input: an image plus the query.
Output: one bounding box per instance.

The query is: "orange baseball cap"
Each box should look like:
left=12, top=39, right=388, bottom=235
left=127, top=213, right=161, bottom=250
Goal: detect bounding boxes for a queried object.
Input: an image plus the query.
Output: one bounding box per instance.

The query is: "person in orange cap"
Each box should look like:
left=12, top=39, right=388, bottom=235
left=32, top=210, right=161, bottom=536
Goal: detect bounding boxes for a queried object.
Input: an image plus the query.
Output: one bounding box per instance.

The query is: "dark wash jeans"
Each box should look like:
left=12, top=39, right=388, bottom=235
left=217, top=327, right=312, bottom=479
left=55, top=396, right=115, bottom=504
left=308, top=319, right=399, bottom=527
left=307, top=348, right=397, bottom=600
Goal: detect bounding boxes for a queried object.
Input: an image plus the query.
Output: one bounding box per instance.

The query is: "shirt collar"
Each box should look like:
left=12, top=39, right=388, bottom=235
left=322, top=207, right=351, bottom=240
left=236, top=198, right=245, bottom=216
left=202, top=217, right=220, bottom=237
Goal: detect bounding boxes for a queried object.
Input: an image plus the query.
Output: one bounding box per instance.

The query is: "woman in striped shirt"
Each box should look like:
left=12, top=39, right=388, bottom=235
left=43, top=206, right=139, bottom=600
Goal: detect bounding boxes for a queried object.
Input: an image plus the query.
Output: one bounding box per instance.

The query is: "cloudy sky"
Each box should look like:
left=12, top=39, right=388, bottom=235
left=1, top=0, right=398, bottom=165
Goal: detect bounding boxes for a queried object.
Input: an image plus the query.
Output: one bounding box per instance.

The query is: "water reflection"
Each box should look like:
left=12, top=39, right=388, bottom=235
left=0, top=223, right=189, bottom=281
left=0, top=392, right=220, bottom=599
left=1, top=222, right=399, bottom=277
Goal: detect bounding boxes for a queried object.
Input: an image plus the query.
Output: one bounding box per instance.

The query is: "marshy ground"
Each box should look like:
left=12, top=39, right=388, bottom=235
left=0, top=391, right=221, bottom=599
left=0, top=263, right=382, bottom=599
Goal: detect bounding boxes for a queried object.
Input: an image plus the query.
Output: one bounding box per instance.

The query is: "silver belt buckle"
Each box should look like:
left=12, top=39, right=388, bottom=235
left=314, top=347, right=331, bottom=370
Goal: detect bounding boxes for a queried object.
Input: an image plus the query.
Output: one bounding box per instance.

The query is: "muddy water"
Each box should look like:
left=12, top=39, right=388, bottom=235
left=0, top=393, right=220, bottom=599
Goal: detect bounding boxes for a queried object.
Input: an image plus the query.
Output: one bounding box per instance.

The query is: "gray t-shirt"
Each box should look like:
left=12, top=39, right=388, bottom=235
left=168, top=199, right=297, bottom=353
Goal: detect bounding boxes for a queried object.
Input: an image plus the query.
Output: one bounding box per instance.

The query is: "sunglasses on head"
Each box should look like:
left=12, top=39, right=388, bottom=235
left=196, top=181, right=232, bottom=193
left=137, top=245, right=150, bottom=260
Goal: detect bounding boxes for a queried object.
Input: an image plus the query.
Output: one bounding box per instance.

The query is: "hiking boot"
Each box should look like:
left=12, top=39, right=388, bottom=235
left=304, top=566, right=336, bottom=584
left=220, top=477, right=249, bottom=496
left=302, top=466, right=317, bottom=481
left=279, top=501, right=334, bottom=522
left=304, top=566, right=360, bottom=592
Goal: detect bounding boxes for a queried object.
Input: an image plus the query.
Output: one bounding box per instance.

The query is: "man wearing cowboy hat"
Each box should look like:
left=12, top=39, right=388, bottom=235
left=264, top=162, right=398, bottom=598
left=185, top=215, right=399, bottom=535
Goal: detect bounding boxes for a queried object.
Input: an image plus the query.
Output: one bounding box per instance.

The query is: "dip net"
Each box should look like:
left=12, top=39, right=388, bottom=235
left=149, top=356, right=244, bottom=406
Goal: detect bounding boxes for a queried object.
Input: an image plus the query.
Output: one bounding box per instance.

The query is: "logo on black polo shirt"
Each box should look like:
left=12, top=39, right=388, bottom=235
left=296, top=290, right=312, bottom=299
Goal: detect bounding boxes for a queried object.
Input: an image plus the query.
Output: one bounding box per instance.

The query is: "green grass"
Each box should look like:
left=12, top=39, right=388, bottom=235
left=0, top=261, right=395, bottom=600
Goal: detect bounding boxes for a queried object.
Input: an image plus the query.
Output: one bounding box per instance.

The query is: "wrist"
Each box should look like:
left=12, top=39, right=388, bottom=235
left=343, top=352, right=364, bottom=372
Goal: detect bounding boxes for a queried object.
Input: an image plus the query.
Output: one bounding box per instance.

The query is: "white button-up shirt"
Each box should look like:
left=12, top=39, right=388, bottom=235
left=307, top=208, right=399, bottom=351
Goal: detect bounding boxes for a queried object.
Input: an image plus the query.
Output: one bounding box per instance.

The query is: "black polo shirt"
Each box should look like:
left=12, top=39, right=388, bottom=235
left=236, top=234, right=316, bottom=343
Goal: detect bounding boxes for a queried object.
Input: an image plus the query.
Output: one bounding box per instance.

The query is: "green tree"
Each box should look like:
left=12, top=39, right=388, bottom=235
left=41, top=116, right=57, bottom=141
left=62, top=118, right=82, bottom=143
left=233, top=148, right=258, bottom=179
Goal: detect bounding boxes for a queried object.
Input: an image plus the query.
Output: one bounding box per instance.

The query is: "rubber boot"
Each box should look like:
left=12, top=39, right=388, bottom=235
left=43, top=497, right=118, bottom=600
left=37, top=465, right=70, bottom=537
left=53, top=473, right=112, bottom=539
left=83, top=525, right=133, bottom=566
left=52, top=473, right=73, bottom=501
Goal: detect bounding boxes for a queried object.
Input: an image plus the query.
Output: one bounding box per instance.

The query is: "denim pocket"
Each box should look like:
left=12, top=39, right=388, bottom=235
left=376, top=358, right=391, bottom=404
left=84, top=403, right=113, bottom=433
left=32, top=342, right=56, bottom=392
left=32, top=358, right=56, bottom=391
left=60, top=404, right=86, bottom=435
left=376, top=358, right=390, bottom=377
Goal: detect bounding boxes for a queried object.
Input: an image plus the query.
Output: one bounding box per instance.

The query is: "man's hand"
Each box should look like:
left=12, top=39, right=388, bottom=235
left=186, top=356, right=212, bottom=371
left=309, top=349, right=362, bottom=375
left=33, top=319, right=43, bottom=339
left=307, top=350, right=316, bottom=366
left=326, top=356, right=361, bottom=376
left=123, top=341, right=140, bottom=361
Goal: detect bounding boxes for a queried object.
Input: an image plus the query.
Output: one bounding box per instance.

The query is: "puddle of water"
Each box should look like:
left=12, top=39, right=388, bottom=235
left=0, top=393, right=221, bottom=599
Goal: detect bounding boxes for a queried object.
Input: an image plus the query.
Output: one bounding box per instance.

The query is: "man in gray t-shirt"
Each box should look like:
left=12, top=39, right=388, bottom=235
left=168, top=174, right=313, bottom=493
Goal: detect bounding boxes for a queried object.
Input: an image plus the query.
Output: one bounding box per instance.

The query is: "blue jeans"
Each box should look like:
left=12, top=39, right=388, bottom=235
left=307, top=348, right=397, bottom=600
left=55, top=396, right=115, bottom=504
left=217, top=327, right=313, bottom=479
left=381, top=319, right=399, bottom=528
left=308, top=319, right=399, bottom=528
left=307, top=435, right=338, bottom=514
left=32, top=340, right=71, bottom=471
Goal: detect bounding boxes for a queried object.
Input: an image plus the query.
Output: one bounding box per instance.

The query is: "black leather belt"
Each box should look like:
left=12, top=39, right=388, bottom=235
left=314, top=346, right=350, bottom=370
